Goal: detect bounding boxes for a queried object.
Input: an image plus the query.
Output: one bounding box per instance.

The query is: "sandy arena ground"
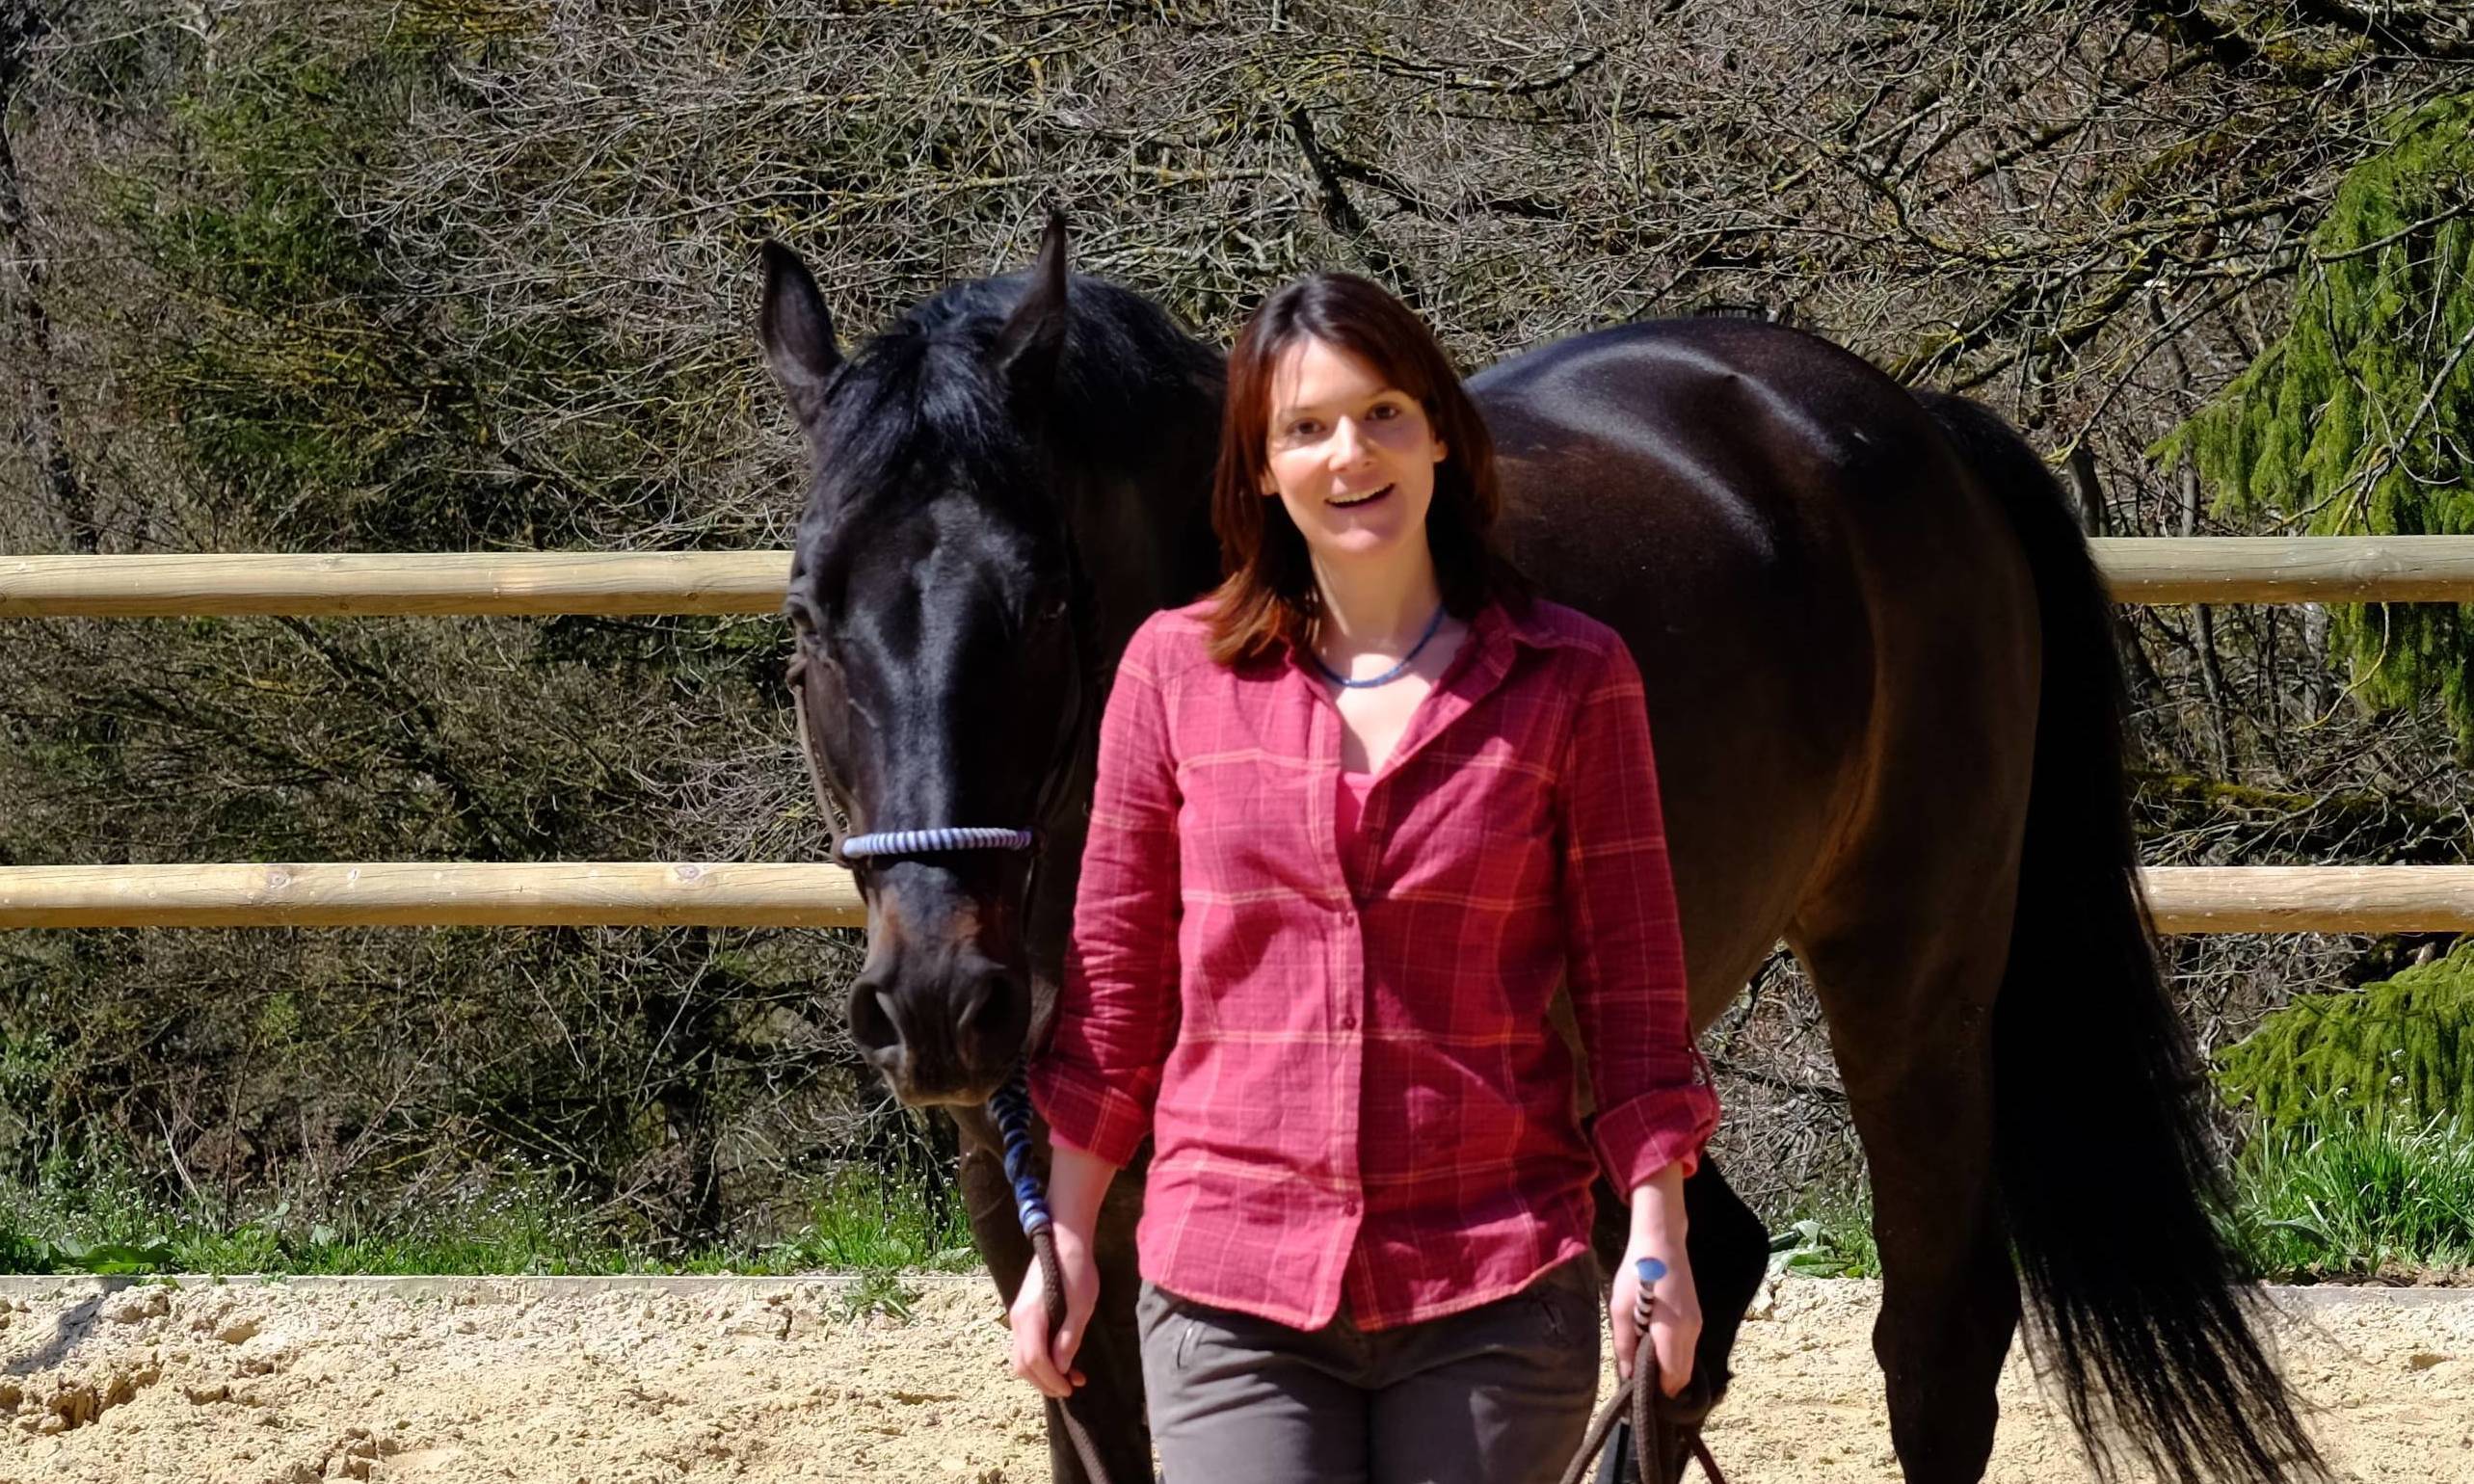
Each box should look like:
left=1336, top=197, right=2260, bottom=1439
left=0, top=1272, right=2464, bottom=1483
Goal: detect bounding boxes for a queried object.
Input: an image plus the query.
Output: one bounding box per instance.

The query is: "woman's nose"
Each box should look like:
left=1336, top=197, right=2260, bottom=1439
left=1327, top=415, right=1373, bottom=469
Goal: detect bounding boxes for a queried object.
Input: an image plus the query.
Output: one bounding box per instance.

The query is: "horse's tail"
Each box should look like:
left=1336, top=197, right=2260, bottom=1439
left=1915, top=389, right=2324, bottom=1484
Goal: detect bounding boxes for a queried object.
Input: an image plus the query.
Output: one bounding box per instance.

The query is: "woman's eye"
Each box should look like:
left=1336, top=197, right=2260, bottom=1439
left=1370, top=402, right=1399, bottom=420
left=1288, top=420, right=1319, bottom=438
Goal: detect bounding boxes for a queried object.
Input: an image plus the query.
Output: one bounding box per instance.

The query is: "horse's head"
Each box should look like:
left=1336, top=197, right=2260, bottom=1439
left=759, top=218, right=1108, bottom=1107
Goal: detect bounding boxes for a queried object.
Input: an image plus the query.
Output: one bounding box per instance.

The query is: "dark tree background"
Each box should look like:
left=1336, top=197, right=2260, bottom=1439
left=3, top=0, right=2471, bottom=1248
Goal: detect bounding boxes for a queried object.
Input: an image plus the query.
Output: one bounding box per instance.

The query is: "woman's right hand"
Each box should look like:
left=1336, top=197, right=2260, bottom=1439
left=1008, top=1227, right=1100, bottom=1399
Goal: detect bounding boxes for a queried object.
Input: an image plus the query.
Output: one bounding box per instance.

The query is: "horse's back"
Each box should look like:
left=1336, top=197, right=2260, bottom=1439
left=1470, top=317, right=2039, bottom=1019
left=1474, top=316, right=2002, bottom=594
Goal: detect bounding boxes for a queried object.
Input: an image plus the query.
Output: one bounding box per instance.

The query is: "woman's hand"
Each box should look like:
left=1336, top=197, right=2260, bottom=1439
left=1610, top=1240, right=1701, bottom=1395
left=1612, top=1161, right=1699, bottom=1395
left=1004, top=1142, right=1118, bottom=1401
left=1009, top=1226, right=1101, bottom=1399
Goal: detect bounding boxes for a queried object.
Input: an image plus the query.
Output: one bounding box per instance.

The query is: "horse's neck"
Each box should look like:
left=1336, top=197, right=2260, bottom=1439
left=1021, top=303, right=1221, bottom=1014
left=1020, top=459, right=1217, bottom=1018
left=1073, top=470, right=1220, bottom=659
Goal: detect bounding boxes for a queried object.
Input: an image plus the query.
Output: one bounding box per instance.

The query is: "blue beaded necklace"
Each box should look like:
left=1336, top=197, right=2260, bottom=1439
left=1310, top=603, right=1449, bottom=689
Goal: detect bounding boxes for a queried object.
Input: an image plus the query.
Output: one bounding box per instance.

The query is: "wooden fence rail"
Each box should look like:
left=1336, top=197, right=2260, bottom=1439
left=0, top=552, right=791, bottom=618
left=12, top=542, right=2474, bottom=938
left=0, top=863, right=2468, bottom=935
left=0, top=863, right=863, bottom=930
left=15, top=538, right=2474, bottom=616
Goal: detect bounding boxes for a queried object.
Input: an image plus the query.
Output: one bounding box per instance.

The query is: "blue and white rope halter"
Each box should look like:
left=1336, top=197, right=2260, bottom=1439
left=838, top=827, right=1035, bottom=859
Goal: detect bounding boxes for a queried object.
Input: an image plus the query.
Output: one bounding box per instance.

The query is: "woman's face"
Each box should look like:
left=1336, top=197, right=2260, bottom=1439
left=1261, top=334, right=1448, bottom=568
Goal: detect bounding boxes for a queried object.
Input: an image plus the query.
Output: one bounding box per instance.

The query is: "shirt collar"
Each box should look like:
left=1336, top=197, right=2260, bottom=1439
left=1477, top=594, right=1584, bottom=653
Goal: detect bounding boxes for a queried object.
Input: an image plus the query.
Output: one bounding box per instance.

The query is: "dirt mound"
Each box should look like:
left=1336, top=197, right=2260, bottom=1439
left=0, top=1275, right=2463, bottom=1482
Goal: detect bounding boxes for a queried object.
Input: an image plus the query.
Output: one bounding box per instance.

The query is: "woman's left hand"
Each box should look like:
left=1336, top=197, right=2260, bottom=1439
left=1610, top=1240, right=1701, bottom=1396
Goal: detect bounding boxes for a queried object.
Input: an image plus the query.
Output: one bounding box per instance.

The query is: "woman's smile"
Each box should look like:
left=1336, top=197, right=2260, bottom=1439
left=1329, top=483, right=1395, bottom=509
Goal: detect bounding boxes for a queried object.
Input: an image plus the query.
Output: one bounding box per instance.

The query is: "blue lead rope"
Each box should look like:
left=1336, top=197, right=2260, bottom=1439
left=989, top=1067, right=1113, bottom=1484
left=1572, top=1253, right=1724, bottom=1484
left=988, top=1069, right=1052, bottom=1237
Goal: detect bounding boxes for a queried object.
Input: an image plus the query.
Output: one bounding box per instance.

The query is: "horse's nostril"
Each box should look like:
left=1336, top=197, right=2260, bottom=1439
left=848, top=982, right=902, bottom=1058
left=958, top=971, right=1031, bottom=1065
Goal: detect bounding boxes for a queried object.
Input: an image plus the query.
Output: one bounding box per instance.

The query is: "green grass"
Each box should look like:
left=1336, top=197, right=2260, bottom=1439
left=9, top=1126, right=2466, bottom=1284
left=1767, top=1190, right=1881, bottom=1280
left=0, top=1161, right=976, bottom=1278
left=1764, top=1125, right=2474, bottom=1285
left=755, top=1168, right=979, bottom=1274
left=1764, top=1123, right=2474, bottom=1285
left=2224, top=1120, right=2474, bottom=1280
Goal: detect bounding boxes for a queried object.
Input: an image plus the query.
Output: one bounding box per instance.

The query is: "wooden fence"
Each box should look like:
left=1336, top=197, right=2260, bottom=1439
left=13, top=537, right=2474, bottom=616
left=1, top=861, right=2471, bottom=935
left=6, top=538, right=2474, bottom=934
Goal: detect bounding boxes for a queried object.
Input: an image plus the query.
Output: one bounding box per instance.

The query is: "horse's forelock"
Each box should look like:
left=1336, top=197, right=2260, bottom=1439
left=809, top=304, right=1046, bottom=518
left=794, top=266, right=1207, bottom=620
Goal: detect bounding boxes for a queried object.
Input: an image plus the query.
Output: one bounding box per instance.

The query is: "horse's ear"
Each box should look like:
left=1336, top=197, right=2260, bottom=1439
left=758, top=240, right=841, bottom=433
left=991, top=209, right=1069, bottom=409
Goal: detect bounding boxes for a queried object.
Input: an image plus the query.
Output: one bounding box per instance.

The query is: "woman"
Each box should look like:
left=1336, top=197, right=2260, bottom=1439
left=1013, top=272, right=1717, bottom=1483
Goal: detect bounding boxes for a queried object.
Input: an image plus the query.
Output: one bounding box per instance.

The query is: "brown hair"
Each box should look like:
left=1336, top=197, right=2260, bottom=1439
left=1205, top=273, right=1526, bottom=667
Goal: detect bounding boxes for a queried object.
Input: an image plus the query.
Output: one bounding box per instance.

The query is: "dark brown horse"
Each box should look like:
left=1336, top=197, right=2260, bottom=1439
left=758, top=218, right=2321, bottom=1484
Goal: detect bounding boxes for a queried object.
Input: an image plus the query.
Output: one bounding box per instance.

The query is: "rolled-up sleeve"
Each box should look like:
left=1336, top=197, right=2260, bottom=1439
left=1555, top=639, right=1718, bottom=1193
left=1027, top=617, right=1183, bottom=1168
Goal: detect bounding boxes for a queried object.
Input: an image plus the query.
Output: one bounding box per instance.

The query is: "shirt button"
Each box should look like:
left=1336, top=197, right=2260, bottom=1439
left=1343, top=1200, right=1359, bottom=1217
left=1339, top=908, right=1357, bottom=925
left=1340, top=1014, right=1357, bottom=1030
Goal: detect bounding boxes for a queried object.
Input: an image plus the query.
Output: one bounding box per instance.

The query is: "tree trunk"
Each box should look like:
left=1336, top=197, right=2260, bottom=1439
left=0, top=2, right=95, bottom=553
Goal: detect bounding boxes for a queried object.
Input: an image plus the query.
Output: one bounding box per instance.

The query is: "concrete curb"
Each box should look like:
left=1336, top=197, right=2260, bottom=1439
left=0, top=1272, right=994, bottom=1300
left=0, top=1272, right=2456, bottom=1307
left=2260, top=1282, right=2472, bottom=1309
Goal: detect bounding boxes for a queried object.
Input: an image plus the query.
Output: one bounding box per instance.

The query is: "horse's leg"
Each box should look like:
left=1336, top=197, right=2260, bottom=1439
left=1674, top=1160, right=1768, bottom=1398
left=1790, top=888, right=2022, bottom=1484
left=954, top=1105, right=1154, bottom=1484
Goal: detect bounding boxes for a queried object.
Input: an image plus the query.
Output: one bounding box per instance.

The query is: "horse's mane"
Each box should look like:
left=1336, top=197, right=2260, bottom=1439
left=815, top=270, right=1221, bottom=530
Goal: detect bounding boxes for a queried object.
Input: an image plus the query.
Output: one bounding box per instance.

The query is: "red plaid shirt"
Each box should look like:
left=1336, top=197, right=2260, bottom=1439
left=1030, top=595, right=1716, bottom=1332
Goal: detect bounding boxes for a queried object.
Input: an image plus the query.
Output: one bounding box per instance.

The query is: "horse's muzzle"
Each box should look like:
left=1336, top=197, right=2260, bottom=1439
left=846, top=949, right=1032, bottom=1107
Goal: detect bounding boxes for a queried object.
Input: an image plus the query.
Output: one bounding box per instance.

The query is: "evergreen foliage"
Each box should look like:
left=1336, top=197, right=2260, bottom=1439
left=2155, top=93, right=2474, bottom=741
left=2216, top=941, right=2474, bottom=1134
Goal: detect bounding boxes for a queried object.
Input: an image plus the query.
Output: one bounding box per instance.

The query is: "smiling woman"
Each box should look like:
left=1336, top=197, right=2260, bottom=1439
left=1015, top=273, right=1716, bottom=1484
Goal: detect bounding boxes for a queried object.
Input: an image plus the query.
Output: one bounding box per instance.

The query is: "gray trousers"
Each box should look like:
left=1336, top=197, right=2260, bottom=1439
left=1135, top=1255, right=1602, bottom=1484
